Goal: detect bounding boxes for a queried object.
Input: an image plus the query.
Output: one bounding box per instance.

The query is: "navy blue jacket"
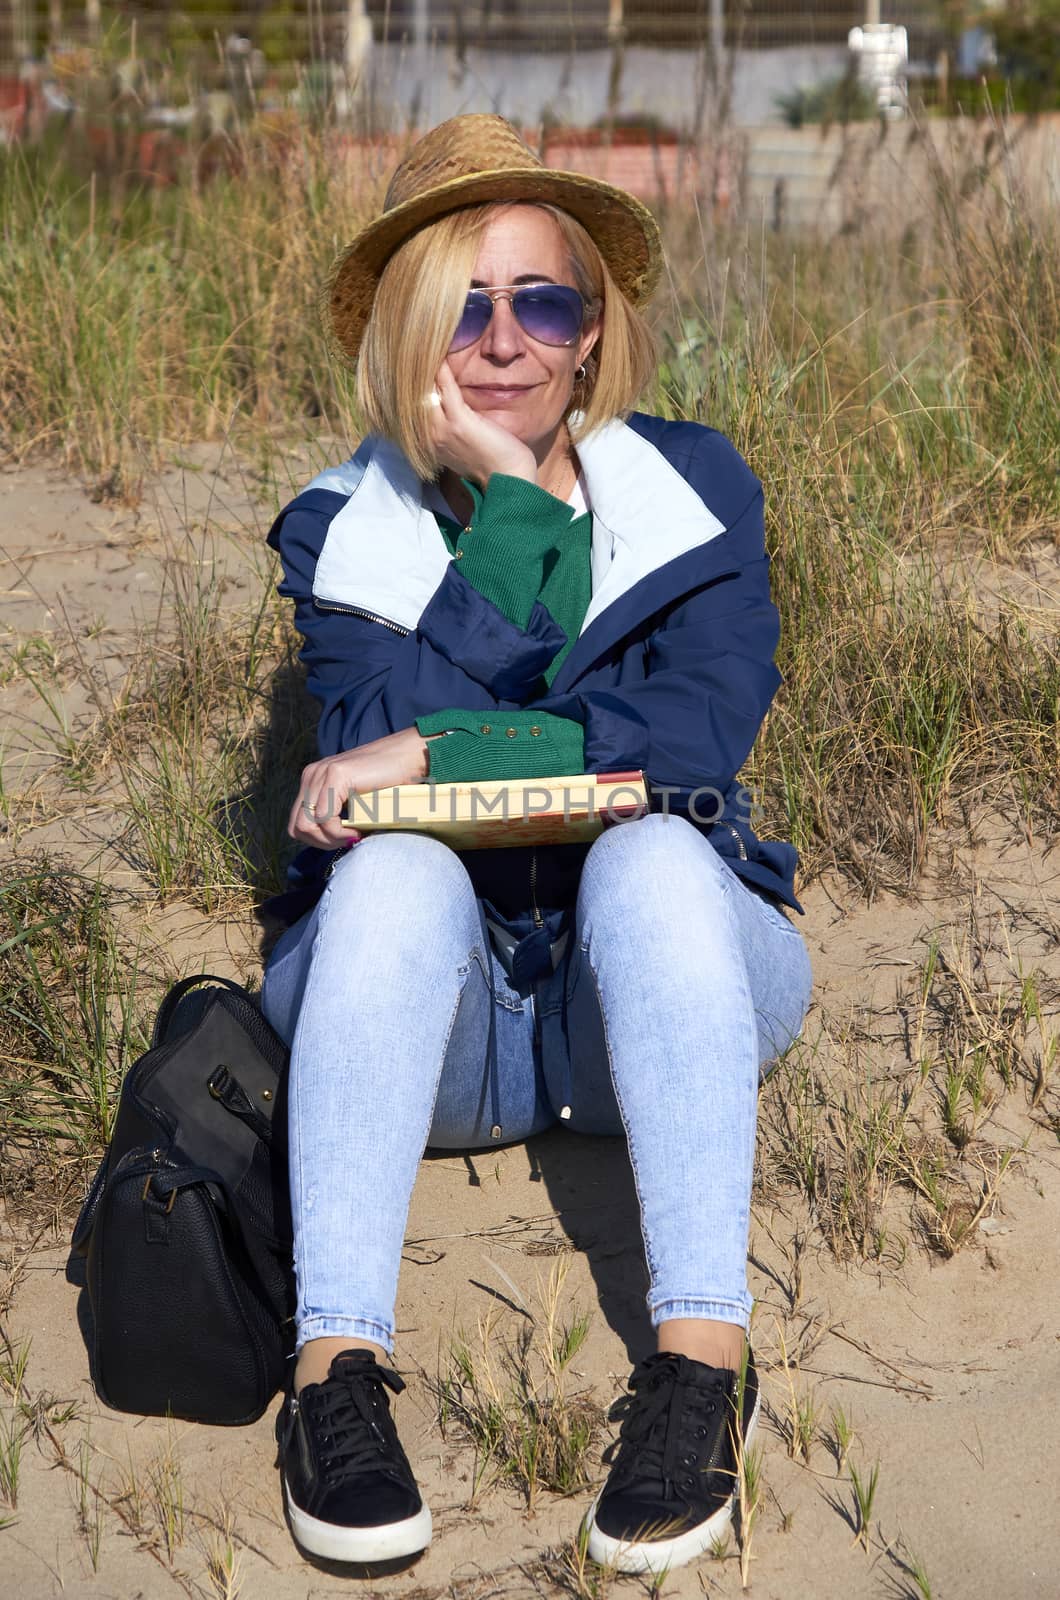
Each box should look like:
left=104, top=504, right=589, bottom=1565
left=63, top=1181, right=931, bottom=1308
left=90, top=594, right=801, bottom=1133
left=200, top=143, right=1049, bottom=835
left=263, top=412, right=801, bottom=979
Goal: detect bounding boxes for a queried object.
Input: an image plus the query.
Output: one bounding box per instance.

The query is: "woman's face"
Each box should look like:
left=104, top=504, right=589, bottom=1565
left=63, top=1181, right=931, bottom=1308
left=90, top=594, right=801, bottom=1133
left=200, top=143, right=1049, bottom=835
left=445, top=205, right=601, bottom=451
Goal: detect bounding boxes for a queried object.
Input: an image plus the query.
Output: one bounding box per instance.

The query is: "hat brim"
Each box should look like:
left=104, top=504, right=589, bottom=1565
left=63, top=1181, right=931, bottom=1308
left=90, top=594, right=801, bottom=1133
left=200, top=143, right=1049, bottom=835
left=324, top=165, right=663, bottom=365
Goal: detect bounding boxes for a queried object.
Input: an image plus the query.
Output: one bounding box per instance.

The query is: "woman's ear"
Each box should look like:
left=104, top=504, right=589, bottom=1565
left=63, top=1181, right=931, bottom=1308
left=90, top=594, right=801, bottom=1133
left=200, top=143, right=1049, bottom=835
left=578, top=309, right=602, bottom=368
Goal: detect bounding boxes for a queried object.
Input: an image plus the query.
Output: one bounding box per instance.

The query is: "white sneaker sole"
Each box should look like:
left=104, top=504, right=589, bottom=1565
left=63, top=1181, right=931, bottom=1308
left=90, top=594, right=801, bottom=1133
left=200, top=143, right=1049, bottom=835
left=583, top=1391, right=761, bottom=1576
left=284, top=1480, right=432, bottom=1564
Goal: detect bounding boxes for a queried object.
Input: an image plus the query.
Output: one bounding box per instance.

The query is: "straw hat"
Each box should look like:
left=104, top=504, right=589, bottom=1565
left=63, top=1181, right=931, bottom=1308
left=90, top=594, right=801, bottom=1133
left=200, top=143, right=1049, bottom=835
left=324, top=113, right=663, bottom=364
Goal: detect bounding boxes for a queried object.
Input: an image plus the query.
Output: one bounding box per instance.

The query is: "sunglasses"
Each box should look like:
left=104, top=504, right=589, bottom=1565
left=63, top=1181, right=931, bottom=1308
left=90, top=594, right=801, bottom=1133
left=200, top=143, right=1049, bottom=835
left=448, top=283, right=588, bottom=353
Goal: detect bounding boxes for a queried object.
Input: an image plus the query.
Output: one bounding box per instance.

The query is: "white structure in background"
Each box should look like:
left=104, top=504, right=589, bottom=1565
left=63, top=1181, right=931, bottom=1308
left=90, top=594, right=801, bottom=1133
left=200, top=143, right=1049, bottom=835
left=848, top=21, right=908, bottom=118
left=345, top=0, right=373, bottom=86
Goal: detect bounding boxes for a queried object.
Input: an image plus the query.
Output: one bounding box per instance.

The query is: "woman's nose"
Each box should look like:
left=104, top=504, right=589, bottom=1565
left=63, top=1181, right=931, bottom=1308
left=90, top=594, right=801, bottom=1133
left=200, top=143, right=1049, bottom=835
left=479, top=295, right=523, bottom=361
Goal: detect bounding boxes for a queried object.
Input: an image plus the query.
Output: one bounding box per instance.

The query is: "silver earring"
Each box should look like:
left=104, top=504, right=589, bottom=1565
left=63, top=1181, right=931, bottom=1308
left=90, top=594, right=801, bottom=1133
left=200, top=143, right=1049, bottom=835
left=575, top=364, right=587, bottom=381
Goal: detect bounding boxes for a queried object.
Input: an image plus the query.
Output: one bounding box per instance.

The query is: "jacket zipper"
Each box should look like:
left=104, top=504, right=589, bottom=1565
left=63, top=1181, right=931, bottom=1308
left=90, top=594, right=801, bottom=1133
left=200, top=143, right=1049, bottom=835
left=315, top=599, right=410, bottom=636
left=529, top=848, right=543, bottom=927
left=717, top=819, right=748, bottom=861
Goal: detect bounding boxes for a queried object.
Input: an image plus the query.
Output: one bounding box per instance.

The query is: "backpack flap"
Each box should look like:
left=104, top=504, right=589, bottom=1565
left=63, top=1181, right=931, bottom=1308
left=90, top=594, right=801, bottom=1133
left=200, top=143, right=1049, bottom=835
left=134, top=999, right=286, bottom=1196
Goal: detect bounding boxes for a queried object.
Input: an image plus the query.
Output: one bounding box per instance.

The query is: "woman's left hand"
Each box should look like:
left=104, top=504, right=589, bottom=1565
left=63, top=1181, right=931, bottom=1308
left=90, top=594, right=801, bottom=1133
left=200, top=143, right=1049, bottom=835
left=428, top=360, right=538, bottom=488
left=289, top=727, right=435, bottom=849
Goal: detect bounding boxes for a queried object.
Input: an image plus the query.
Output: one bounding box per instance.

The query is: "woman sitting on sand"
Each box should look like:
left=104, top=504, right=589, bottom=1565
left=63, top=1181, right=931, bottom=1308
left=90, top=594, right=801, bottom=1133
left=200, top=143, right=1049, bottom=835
left=260, top=113, right=812, bottom=1577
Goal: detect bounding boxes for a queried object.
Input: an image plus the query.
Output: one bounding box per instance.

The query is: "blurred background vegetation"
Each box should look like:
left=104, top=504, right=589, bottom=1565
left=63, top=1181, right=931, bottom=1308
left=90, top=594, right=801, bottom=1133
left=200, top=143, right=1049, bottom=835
left=2, top=2, right=1059, bottom=117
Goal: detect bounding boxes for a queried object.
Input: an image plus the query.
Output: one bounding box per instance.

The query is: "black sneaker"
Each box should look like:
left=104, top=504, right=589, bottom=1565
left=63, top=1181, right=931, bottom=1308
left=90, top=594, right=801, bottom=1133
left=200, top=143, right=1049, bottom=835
left=280, top=1350, right=432, bottom=1563
left=583, top=1348, right=760, bottom=1575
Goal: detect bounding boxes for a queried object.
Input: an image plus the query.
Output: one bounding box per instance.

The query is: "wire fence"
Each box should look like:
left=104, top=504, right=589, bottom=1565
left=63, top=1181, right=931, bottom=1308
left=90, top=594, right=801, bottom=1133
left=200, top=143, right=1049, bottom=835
left=360, top=2, right=945, bottom=52
left=1, top=1, right=948, bottom=73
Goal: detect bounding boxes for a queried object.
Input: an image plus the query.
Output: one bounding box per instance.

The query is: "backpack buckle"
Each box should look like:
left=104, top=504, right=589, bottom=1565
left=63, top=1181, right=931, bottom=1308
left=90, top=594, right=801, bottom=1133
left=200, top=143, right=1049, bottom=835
left=142, top=1174, right=178, bottom=1213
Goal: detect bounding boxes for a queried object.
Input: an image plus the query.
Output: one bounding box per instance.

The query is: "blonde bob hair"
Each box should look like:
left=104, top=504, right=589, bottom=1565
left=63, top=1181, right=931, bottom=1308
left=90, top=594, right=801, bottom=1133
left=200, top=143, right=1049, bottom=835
left=356, top=200, right=658, bottom=482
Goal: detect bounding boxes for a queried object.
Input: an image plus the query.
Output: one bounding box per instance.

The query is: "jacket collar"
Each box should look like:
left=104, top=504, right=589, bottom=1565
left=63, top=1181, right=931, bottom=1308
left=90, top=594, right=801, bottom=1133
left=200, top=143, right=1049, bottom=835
left=310, top=434, right=447, bottom=632
left=575, top=417, right=725, bottom=634
left=306, top=416, right=727, bottom=656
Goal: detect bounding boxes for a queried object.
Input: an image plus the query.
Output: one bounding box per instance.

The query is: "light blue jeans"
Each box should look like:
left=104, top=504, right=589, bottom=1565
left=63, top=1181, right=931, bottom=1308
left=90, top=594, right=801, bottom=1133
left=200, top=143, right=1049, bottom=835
left=260, top=813, right=813, bottom=1355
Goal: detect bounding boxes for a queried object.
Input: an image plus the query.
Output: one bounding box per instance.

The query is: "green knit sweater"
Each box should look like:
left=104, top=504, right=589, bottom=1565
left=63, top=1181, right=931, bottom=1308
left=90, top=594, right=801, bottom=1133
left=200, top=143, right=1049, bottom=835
left=415, top=474, right=590, bottom=783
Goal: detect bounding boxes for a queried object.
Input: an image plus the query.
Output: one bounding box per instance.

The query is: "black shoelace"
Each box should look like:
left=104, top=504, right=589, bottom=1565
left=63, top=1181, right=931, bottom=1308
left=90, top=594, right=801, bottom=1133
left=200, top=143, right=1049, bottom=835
left=292, top=1360, right=410, bottom=1489
left=605, top=1354, right=732, bottom=1503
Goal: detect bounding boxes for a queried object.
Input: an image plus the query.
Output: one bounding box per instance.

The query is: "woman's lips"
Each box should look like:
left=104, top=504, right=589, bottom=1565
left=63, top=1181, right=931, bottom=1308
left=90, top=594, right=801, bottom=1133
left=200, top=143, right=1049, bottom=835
left=467, top=385, right=535, bottom=403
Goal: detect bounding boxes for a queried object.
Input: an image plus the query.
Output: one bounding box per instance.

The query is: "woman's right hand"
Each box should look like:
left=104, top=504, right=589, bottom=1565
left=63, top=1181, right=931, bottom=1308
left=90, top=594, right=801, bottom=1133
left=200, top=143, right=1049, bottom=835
left=288, top=727, right=439, bottom=849
left=427, top=360, right=537, bottom=489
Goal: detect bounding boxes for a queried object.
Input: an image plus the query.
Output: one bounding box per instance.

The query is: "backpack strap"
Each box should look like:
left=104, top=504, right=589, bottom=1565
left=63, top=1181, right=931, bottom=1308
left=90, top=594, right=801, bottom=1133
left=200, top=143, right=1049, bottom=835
left=151, top=974, right=256, bottom=1049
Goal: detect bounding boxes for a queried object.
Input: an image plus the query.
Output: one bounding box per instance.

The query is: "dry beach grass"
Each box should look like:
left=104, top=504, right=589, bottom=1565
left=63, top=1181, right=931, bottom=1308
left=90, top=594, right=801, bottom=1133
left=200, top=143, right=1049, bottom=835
left=0, top=111, right=1058, bottom=1597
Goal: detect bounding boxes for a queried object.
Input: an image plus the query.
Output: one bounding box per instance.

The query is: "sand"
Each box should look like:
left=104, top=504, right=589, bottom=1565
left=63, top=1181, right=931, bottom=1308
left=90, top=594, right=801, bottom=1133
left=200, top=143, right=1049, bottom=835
left=1, top=452, right=1058, bottom=1600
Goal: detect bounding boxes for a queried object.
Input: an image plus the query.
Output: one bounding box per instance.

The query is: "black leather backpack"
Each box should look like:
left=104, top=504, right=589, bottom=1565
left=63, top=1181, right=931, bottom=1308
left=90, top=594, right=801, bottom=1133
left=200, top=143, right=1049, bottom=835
left=71, top=974, right=294, bottom=1425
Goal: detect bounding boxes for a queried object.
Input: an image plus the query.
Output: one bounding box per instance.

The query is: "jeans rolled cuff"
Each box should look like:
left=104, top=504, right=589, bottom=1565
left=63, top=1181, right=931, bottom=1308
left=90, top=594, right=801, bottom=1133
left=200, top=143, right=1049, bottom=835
left=295, top=1314, right=394, bottom=1356
left=649, top=1295, right=752, bottom=1332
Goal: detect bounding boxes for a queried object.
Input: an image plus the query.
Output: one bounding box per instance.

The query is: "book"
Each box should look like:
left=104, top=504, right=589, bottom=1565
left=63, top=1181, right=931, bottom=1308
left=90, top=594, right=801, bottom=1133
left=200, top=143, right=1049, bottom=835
left=339, top=770, right=649, bottom=850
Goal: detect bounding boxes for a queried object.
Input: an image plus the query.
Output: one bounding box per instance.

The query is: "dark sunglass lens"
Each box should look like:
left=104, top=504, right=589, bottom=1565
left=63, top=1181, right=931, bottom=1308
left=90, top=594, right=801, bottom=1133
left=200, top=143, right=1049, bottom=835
left=449, top=292, right=493, bottom=352
left=513, top=286, right=584, bottom=346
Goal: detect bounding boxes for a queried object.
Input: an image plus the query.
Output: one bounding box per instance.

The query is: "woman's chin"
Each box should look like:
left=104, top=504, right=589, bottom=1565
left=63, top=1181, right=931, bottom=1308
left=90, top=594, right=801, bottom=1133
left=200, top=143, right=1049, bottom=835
left=469, top=397, right=533, bottom=422
left=473, top=402, right=558, bottom=445
left=474, top=411, right=542, bottom=445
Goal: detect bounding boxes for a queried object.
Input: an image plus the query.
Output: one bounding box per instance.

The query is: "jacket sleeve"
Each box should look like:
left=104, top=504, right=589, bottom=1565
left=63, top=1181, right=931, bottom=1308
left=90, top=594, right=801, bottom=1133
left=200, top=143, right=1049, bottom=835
left=513, top=486, right=782, bottom=810
left=415, top=707, right=585, bottom=781
left=269, top=497, right=580, bottom=759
